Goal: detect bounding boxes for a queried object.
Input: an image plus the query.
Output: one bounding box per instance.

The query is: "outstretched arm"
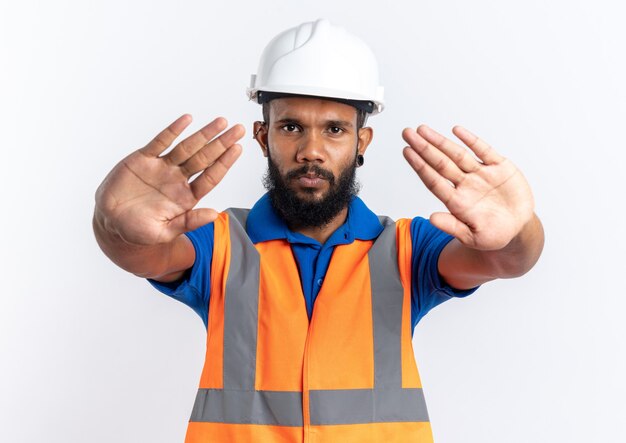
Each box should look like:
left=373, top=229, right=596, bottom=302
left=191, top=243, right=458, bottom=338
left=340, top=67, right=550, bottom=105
left=93, top=114, right=245, bottom=282
left=402, top=125, right=544, bottom=290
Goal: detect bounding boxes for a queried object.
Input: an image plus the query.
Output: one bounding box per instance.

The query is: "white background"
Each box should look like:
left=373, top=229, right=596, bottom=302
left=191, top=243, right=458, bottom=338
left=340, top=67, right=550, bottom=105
left=1, top=0, right=625, bottom=442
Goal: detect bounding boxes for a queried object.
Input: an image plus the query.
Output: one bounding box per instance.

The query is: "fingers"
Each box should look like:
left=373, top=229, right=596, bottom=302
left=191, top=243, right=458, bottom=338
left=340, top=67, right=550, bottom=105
left=190, top=143, right=243, bottom=200
left=402, top=127, right=466, bottom=185
left=452, top=126, right=504, bottom=165
left=180, top=123, right=246, bottom=177
left=403, top=146, right=454, bottom=206
left=415, top=125, right=481, bottom=173
left=141, top=114, right=193, bottom=157
left=165, top=117, right=229, bottom=166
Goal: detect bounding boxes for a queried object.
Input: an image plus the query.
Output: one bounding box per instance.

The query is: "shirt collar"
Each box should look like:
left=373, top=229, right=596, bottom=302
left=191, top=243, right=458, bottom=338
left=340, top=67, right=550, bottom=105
left=246, top=193, right=383, bottom=245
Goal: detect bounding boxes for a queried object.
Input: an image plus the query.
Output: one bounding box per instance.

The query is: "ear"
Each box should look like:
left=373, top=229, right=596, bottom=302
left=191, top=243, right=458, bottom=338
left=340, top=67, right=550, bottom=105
left=253, top=121, right=269, bottom=157
left=357, top=126, right=373, bottom=155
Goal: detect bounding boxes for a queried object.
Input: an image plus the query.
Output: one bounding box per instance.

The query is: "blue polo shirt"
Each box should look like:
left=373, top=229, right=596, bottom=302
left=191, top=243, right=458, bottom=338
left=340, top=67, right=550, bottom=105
left=149, top=193, right=477, bottom=334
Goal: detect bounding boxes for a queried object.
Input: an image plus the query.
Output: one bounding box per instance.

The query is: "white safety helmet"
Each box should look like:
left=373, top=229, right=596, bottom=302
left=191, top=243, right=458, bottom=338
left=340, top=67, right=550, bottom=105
left=247, top=19, right=384, bottom=115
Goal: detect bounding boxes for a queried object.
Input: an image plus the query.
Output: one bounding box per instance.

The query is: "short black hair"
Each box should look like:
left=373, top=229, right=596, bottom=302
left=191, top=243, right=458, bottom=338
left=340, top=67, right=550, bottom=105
left=262, top=101, right=368, bottom=130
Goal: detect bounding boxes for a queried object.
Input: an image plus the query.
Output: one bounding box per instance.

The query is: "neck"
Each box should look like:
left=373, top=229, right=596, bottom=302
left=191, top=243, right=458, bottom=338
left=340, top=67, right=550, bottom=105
left=290, top=206, right=349, bottom=244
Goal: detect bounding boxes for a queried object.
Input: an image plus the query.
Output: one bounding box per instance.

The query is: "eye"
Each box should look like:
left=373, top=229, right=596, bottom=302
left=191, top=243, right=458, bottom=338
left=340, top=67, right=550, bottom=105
left=328, top=126, right=344, bottom=135
left=281, top=124, right=300, bottom=133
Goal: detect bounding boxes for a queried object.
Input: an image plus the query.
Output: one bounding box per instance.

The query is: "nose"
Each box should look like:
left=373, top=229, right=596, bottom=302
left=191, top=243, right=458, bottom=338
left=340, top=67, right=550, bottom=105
left=296, top=132, right=326, bottom=163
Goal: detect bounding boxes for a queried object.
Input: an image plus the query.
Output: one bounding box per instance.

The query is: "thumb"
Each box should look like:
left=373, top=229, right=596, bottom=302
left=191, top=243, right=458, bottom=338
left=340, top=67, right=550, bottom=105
left=168, top=208, right=219, bottom=237
left=429, top=212, right=472, bottom=244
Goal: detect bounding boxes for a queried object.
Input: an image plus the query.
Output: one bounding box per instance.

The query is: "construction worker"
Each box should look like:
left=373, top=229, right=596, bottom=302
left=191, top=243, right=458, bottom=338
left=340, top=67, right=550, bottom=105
left=93, top=19, right=544, bottom=443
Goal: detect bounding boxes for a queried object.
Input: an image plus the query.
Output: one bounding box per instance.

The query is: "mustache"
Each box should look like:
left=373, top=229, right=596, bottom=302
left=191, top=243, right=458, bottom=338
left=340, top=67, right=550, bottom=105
left=285, top=165, right=335, bottom=182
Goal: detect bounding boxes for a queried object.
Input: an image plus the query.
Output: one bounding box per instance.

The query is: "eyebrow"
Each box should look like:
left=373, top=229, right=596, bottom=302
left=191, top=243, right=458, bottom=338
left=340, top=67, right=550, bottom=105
left=327, top=120, right=353, bottom=128
left=274, top=118, right=354, bottom=128
left=275, top=118, right=301, bottom=125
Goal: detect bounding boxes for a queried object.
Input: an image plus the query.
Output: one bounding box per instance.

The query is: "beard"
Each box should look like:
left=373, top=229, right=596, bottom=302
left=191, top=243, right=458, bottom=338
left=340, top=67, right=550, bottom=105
left=262, top=152, right=361, bottom=229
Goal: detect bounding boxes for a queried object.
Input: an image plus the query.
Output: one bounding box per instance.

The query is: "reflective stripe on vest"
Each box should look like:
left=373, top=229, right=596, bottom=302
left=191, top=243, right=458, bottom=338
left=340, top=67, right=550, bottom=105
left=187, top=208, right=431, bottom=441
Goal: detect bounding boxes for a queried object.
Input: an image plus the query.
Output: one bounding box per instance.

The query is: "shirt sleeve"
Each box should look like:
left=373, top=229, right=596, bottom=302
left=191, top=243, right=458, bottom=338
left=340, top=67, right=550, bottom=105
left=410, top=216, right=479, bottom=329
left=146, top=223, right=214, bottom=328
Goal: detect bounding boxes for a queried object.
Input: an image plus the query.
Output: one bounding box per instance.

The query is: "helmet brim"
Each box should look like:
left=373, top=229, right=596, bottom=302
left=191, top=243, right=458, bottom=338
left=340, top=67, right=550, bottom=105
left=256, top=91, right=375, bottom=114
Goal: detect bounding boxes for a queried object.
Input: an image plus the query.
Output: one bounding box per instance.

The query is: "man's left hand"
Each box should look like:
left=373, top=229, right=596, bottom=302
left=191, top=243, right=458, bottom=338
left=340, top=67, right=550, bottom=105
left=402, top=125, right=535, bottom=251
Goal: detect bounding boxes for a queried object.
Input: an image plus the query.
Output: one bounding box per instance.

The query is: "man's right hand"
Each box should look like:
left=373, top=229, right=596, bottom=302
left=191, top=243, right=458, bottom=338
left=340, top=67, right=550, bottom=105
left=93, top=114, right=244, bottom=278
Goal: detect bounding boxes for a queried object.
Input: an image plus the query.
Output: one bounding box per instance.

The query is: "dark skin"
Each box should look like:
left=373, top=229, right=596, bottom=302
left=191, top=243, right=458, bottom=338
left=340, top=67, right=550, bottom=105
left=93, top=96, right=543, bottom=289
left=92, top=115, right=245, bottom=282
left=252, top=97, right=373, bottom=243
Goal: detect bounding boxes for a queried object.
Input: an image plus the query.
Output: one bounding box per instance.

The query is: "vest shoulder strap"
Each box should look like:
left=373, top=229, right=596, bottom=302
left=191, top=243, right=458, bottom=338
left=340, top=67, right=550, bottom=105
left=225, top=207, right=250, bottom=229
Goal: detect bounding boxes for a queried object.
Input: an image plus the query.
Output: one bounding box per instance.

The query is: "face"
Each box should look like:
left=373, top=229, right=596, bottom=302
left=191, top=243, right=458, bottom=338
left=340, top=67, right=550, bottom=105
left=254, top=97, right=373, bottom=228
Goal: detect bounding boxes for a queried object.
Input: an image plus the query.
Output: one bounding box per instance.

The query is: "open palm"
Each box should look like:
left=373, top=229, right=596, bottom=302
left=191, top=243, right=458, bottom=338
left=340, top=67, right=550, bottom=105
left=95, top=115, right=245, bottom=246
left=402, top=125, right=534, bottom=251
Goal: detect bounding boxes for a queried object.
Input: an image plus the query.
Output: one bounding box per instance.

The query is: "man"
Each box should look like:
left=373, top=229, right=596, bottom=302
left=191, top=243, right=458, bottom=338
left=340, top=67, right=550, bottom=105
left=93, top=19, right=543, bottom=443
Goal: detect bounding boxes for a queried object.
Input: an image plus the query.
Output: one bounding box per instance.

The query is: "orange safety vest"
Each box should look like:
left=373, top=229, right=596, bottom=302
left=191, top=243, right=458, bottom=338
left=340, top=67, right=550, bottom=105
left=185, top=208, right=434, bottom=443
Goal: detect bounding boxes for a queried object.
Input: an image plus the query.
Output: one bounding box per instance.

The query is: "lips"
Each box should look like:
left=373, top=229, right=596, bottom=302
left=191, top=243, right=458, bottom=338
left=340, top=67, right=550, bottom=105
left=297, top=175, right=326, bottom=187
left=285, top=165, right=335, bottom=189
